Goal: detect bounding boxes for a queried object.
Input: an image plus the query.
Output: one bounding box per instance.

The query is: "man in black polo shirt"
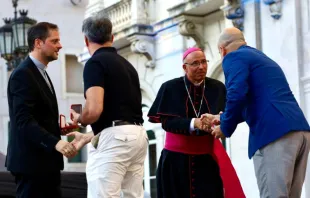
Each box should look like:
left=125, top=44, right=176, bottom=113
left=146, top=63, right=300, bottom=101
left=68, top=13, right=148, bottom=198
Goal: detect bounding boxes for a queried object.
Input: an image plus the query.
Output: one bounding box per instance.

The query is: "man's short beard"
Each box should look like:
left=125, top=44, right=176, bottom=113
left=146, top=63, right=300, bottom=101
left=46, top=54, right=57, bottom=62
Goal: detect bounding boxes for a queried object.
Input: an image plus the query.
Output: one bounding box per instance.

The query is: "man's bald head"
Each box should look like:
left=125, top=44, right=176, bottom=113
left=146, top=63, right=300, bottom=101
left=218, top=27, right=245, bottom=47
left=218, top=27, right=246, bottom=58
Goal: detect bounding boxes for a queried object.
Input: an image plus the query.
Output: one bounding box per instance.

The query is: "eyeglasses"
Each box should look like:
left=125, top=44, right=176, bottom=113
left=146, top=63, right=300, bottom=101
left=184, top=59, right=209, bottom=67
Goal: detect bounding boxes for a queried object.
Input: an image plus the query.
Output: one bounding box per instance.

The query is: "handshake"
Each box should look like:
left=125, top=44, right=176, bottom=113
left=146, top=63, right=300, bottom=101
left=55, top=139, right=78, bottom=158
left=194, top=112, right=225, bottom=139
left=55, top=131, right=93, bottom=158
left=55, top=104, right=91, bottom=158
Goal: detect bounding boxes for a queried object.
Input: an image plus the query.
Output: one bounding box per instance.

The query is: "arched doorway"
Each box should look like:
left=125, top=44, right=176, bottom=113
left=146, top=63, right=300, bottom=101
left=141, top=88, right=163, bottom=198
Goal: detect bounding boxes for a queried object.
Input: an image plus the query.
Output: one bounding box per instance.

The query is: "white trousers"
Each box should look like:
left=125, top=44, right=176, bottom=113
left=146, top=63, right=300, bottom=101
left=86, top=125, right=148, bottom=198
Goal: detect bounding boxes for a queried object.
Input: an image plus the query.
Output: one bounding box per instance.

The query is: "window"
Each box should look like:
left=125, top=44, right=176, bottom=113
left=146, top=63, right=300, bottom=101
left=67, top=135, right=82, bottom=163
left=221, top=138, right=227, bottom=150
left=144, top=130, right=157, bottom=198
left=65, top=54, right=83, bottom=94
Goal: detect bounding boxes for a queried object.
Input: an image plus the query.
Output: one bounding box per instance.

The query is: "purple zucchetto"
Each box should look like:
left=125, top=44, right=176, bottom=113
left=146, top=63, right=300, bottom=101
left=182, top=47, right=202, bottom=60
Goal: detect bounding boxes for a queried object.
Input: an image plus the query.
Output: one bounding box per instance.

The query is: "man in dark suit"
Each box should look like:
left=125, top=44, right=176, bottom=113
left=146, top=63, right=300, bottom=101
left=210, top=27, right=310, bottom=198
left=6, top=22, right=77, bottom=198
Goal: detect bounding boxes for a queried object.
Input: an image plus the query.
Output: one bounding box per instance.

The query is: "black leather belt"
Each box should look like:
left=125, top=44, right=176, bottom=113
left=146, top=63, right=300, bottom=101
left=112, top=120, right=142, bottom=127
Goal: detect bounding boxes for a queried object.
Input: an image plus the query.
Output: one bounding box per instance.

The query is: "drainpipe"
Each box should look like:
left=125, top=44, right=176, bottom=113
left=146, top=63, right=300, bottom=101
left=254, top=0, right=262, bottom=50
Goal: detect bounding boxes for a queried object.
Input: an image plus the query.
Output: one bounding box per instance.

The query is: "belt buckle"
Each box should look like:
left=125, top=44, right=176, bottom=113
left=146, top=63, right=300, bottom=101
left=112, top=120, right=121, bottom=127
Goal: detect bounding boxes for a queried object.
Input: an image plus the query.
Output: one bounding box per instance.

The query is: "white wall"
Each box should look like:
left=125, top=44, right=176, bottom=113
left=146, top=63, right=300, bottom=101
left=260, top=0, right=301, bottom=102
left=153, top=0, right=185, bottom=22
left=298, top=0, right=310, bottom=197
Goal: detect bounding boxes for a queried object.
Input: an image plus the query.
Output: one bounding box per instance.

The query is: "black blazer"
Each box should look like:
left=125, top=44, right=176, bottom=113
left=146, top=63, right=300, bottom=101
left=6, top=56, right=63, bottom=174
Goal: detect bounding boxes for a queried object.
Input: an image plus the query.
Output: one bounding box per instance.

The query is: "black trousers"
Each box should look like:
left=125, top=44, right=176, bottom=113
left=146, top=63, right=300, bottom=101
left=13, top=171, right=62, bottom=198
left=157, top=149, right=224, bottom=198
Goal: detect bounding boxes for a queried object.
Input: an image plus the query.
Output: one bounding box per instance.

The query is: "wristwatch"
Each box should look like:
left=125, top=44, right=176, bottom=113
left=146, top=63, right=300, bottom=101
left=77, top=115, right=87, bottom=127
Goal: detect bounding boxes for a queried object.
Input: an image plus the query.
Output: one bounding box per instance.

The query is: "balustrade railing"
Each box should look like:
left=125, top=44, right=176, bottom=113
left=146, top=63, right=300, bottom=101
left=104, top=0, right=132, bottom=32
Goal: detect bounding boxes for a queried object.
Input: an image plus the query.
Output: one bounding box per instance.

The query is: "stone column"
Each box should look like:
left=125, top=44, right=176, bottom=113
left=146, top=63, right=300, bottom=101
left=131, top=0, right=148, bottom=24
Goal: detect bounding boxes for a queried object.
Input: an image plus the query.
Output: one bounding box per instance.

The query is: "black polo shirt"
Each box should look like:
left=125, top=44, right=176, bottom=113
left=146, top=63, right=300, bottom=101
left=83, top=47, right=143, bottom=135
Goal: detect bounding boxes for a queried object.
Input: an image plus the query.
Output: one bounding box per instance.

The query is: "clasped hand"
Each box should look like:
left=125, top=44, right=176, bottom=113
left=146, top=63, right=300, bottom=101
left=55, top=140, right=78, bottom=158
left=56, top=131, right=91, bottom=158
left=196, top=112, right=225, bottom=139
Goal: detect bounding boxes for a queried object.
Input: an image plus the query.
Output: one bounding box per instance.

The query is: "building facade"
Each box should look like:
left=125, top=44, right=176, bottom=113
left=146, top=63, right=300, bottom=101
left=79, top=0, right=310, bottom=197
left=0, top=0, right=309, bottom=197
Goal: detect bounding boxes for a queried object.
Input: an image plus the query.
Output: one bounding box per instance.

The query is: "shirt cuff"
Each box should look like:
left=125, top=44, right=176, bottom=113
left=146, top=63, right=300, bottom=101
left=189, top=118, right=195, bottom=132
left=44, top=135, right=60, bottom=152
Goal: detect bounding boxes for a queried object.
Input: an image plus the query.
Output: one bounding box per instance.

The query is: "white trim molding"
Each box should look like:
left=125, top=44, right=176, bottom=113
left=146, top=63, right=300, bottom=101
left=2, top=116, right=10, bottom=155
left=301, top=75, right=310, bottom=93
left=60, top=49, right=85, bottom=99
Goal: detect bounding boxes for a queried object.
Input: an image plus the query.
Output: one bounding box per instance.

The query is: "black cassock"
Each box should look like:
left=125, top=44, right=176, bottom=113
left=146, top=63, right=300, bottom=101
left=148, top=76, right=226, bottom=198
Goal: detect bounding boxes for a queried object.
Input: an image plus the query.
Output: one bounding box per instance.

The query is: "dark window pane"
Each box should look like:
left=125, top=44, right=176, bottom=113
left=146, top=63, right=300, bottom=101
left=149, top=144, right=157, bottom=176
left=147, top=130, right=155, bottom=140
left=150, top=178, right=157, bottom=198
left=221, top=138, right=226, bottom=150
left=67, top=135, right=82, bottom=163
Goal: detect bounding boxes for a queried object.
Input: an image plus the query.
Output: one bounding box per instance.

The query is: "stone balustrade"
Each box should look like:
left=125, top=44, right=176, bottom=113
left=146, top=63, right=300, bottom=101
left=104, top=0, right=132, bottom=33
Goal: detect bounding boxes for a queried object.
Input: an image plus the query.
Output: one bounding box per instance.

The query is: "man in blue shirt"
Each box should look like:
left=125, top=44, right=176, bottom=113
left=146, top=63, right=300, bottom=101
left=210, top=27, right=310, bottom=198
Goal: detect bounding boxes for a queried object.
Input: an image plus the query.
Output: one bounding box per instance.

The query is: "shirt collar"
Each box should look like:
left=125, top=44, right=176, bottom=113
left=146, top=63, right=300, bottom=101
left=184, top=75, right=204, bottom=87
left=238, top=44, right=247, bottom=50
left=29, top=55, right=47, bottom=71
left=93, top=47, right=117, bottom=56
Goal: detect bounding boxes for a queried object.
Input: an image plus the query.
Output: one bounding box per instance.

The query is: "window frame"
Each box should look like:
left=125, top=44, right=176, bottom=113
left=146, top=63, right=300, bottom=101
left=60, top=49, right=85, bottom=99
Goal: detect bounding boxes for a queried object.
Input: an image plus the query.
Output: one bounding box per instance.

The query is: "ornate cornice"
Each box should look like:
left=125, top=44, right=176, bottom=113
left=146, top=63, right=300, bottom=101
left=263, top=0, right=283, bottom=20
left=167, top=0, right=209, bottom=17
left=221, top=0, right=244, bottom=31
left=129, top=35, right=156, bottom=68
left=178, top=20, right=204, bottom=50
left=113, top=24, right=154, bottom=41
